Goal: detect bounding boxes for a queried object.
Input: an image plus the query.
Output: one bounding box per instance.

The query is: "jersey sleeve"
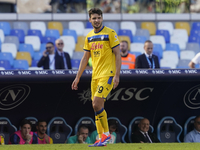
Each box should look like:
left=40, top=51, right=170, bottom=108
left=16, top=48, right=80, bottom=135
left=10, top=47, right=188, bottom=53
left=109, top=30, right=120, bottom=49
left=9, top=134, right=20, bottom=144
left=192, top=53, right=200, bottom=64
left=83, top=36, right=90, bottom=52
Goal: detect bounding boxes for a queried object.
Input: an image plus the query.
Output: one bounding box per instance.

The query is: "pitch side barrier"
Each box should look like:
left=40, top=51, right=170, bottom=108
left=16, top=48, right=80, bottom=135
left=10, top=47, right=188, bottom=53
left=0, top=69, right=200, bottom=141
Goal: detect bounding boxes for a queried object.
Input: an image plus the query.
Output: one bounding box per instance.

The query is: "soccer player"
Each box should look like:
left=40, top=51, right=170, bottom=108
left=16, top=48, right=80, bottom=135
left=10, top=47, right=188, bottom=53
left=71, top=8, right=121, bottom=147
left=36, top=120, right=53, bottom=144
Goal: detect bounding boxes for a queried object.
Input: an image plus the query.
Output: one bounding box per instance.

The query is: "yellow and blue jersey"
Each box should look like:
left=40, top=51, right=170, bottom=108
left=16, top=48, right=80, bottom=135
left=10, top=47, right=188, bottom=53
left=83, top=26, right=120, bottom=79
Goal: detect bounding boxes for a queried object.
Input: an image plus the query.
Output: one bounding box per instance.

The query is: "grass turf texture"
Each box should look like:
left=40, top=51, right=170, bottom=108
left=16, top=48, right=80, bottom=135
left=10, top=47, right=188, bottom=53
left=0, top=143, right=200, bottom=150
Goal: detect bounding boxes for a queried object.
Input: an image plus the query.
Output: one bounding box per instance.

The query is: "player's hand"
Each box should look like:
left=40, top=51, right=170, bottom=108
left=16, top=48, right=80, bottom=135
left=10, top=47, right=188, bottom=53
left=43, top=50, right=48, bottom=57
left=71, top=78, right=79, bottom=90
left=26, top=133, right=32, bottom=142
left=78, top=135, right=84, bottom=143
left=113, top=75, right=119, bottom=90
left=44, top=134, right=50, bottom=144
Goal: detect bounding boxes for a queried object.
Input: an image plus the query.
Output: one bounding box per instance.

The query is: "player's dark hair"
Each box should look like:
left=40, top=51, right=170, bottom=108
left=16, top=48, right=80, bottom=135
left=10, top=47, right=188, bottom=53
left=46, top=42, right=54, bottom=46
left=88, top=8, right=103, bottom=18
left=20, top=119, right=32, bottom=128
left=78, top=125, right=89, bottom=132
left=121, top=40, right=128, bottom=45
left=36, top=120, right=47, bottom=126
left=108, top=119, right=117, bottom=129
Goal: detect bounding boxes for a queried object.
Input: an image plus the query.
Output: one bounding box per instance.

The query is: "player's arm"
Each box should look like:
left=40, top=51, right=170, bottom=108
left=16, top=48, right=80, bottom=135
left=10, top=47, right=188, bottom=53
left=188, top=61, right=195, bottom=68
left=71, top=51, right=90, bottom=90
left=113, top=45, right=121, bottom=89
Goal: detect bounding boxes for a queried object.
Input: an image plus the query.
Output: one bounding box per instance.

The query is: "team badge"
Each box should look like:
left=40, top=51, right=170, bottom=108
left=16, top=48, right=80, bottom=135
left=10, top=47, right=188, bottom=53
left=101, top=35, right=104, bottom=40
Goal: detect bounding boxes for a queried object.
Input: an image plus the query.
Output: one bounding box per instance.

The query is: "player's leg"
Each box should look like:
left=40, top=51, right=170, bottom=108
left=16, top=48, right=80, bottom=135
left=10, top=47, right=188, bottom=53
left=93, top=77, right=114, bottom=146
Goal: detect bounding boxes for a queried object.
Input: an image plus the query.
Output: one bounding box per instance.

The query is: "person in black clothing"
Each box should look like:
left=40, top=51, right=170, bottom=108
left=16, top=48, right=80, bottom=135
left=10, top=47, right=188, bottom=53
left=37, top=42, right=65, bottom=70
left=131, top=118, right=160, bottom=143
left=55, top=39, right=72, bottom=69
left=135, top=40, right=160, bottom=69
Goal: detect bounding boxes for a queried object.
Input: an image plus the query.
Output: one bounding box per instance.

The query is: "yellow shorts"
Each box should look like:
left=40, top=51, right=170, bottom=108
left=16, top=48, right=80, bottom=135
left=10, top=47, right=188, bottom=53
left=91, top=76, right=114, bottom=100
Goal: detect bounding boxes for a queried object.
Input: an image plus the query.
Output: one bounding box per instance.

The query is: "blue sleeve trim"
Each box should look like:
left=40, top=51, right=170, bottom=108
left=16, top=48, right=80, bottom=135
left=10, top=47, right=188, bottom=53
left=112, top=44, right=120, bottom=49
left=83, top=49, right=90, bottom=52
left=107, top=76, right=113, bottom=85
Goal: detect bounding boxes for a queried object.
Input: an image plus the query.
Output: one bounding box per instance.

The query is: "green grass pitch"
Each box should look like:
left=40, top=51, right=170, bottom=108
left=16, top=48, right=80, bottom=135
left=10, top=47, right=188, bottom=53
left=0, top=143, right=200, bottom=150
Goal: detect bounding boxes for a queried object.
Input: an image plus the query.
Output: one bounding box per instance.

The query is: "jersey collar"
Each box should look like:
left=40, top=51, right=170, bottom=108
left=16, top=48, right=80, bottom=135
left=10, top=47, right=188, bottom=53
left=94, top=26, right=104, bottom=34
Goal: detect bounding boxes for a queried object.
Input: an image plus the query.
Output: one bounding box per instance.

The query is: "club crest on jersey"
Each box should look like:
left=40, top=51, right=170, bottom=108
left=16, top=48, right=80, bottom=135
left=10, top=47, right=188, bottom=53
left=101, top=35, right=104, bottom=40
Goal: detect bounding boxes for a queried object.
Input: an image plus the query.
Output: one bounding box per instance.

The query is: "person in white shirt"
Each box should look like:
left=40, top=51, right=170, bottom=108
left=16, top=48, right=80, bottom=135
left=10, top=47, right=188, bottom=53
left=189, top=53, right=200, bottom=68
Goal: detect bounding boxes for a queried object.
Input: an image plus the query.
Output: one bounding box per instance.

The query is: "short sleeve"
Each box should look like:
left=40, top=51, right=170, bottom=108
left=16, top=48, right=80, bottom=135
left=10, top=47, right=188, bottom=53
left=83, top=36, right=90, bottom=52
left=109, top=30, right=120, bottom=49
left=9, top=134, right=20, bottom=144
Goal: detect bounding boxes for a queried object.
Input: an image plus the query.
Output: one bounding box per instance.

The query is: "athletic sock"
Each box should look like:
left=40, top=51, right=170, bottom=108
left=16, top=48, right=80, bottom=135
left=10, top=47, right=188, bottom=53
left=95, top=113, right=103, bottom=139
left=96, top=108, right=109, bottom=133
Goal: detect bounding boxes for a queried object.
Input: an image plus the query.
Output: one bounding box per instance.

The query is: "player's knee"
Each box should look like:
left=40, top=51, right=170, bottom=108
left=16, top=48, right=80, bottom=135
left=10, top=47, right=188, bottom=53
left=92, top=103, right=100, bottom=112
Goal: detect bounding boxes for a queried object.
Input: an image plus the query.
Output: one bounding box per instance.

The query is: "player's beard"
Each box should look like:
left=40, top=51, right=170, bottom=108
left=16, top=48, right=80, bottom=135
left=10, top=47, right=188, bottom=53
left=93, top=22, right=102, bottom=30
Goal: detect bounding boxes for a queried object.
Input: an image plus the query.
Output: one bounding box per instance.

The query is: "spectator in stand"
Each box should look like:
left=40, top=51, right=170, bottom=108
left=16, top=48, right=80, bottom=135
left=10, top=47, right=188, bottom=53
left=184, top=115, right=200, bottom=142
left=120, top=40, right=136, bottom=69
left=37, top=42, right=66, bottom=70
left=66, top=125, right=91, bottom=144
left=9, top=119, right=38, bottom=144
left=55, top=39, right=72, bottom=69
left=90, top=119, right=117, bottom=144
left=36, top=120, right=53, bottom=144
left=135, top=40, right=160, bottom=69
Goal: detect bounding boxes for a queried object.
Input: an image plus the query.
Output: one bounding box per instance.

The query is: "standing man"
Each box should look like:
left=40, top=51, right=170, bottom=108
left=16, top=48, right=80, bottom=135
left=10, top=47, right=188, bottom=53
left=37, top=42, right=65, bottom=69
left=131, top=118, right=160, bottom=143
left=55, top=39, right=72, bottom=69
left=135, top=40, right=160, bottom=69
left=120, top=40, right=136, bottom=69
left=9, top=119, right=38, bottom=144
left=71, top=8, right=121, bottom=147
left=36, top=120, right=53, bottom=144
left=184, top=116, right=200, bottom=142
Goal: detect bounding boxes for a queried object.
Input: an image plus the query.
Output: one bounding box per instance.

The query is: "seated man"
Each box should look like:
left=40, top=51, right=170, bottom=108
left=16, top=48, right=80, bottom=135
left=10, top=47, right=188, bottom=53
left=132, top=118, right=160, bottom=143
left=9, top=119, right=38, bottom=144
left=0, top=135, right=4, bottom=145
left=36, top=120, right=53, bottom=144
left=90, top=119, right=117, bottom=144
left=66, top=125, right=91, bottom=144
left=184, top=115, right=200, bottom=142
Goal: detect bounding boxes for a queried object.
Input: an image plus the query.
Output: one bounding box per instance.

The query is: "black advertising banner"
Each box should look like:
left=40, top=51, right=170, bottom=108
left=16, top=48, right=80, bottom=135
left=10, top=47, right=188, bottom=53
left=0, top=69, right=200, bottom=142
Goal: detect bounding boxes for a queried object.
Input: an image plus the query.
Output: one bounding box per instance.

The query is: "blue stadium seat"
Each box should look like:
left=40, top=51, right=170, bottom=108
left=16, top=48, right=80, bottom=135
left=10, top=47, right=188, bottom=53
left=10, top=29, right=25, bottom=43
left=153, top=44, right=163, bottom=59
left=31, top=60, right=39, bottom=67
left=0, top=117, right=17, bottom=144
left=33, top=52, right=43, bottom=60
left=13, top=22, right=29, bottom=35
left=153, top=51, right=161, bottom=61
left=42, top=36, right=56, bottom=45
left=118, top=29, right=133, bottom=43
left=74, top=117, right=96, bottom=135
left=188, top=35, right=200, bottom=44
left=157, top=116, right=182, bottom=143
left=0, top=60, right=11, bottom=70
left=45, top=29, right=60, bottom=39
left=71, top=59, right=81, bottom=69
left=108, top=117, right=127, bottom=143
left=190, top=29, right=200, bottom=37
left=128, top=116, right=154, bottom=143
left=24, top=117, right=38, bottom=132
left=156, top=30, right=170, bottom=43
left=104, top=21, right=119, bottom=34
left=27, top=29, right=43, bottom=42
left=192, top=22, right=200, bottom=30
left=19, top=44, right=34, bottom=58
left=184, top=116, right=196, bottom=137
left=39, top=43, right=47, bottom=52
left=47, top=117, right=72, bottom=144
left=135, top=29, right=150, bottom=40
left=13, top=60, right=29, bottom=70
left=0, top=22, right=11, bottom=35
left=86, top=22, right=93, bottom=28
left=165, top=43, right=181, bottom=58
left=0, top=52, right=14, bottom=66
left=186, top=43, right=200, bottom=55
left=63, top=29, right=77, bottom=43
left=133, top=36, right=147, bottom=43
left=129, top=51, right=142, bottom=58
